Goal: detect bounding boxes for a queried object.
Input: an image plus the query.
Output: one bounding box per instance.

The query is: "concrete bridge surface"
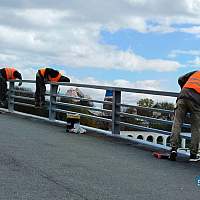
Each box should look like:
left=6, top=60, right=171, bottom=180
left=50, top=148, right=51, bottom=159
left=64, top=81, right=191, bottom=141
left=0, top=112, right=199, bottom=200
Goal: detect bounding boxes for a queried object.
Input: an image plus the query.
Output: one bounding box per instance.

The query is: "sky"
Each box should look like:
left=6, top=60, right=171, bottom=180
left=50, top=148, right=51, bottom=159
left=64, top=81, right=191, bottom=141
left=1, top=0, right=200, bottom=103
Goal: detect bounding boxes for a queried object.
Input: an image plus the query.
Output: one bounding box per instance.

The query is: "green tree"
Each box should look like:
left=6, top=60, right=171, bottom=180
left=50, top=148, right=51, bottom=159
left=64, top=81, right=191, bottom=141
left=153, top=102, right=174, bottom=110
left=137, top=98, right=154, bottom=107
left=137, top=98, right=154, bottom=117
left=150, top=101, right=175, bottom=131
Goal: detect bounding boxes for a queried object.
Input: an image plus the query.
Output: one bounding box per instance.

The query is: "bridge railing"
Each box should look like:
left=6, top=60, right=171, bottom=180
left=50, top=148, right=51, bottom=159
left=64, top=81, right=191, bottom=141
left=6, top=80, right=191, bottom=150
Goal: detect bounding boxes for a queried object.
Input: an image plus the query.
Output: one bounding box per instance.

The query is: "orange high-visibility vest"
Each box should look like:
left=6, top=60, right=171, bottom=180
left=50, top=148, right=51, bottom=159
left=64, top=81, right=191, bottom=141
left=39, top=68, right=62, bottom=82
left=39, top=68, right=46, bottom=77
left=48, top=72, right=62, bottom=82
left=5, top=68, right=16, bottom=80
left=183, top=71, right=200, bottom=93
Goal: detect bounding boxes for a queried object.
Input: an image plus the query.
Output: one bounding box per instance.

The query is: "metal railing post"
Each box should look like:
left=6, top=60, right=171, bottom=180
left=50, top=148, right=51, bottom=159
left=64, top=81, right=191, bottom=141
left=112, top=90, right=121, bottom=135
left=49, top=83, right=58, bottom=121
left=8, top=81, right=14, bottom=112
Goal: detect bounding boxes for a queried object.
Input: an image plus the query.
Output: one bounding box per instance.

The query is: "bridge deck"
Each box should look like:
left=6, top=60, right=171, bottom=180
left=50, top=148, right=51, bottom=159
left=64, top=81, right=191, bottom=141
left=0, top=113, right=199, bottom=200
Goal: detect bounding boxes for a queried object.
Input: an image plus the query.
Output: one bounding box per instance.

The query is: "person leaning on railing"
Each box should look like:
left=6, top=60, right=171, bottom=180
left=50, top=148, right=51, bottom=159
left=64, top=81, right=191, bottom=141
left=0, top=67, right=22, bottom=107
left=170, top=70, right=200, bottom=162
left=34, top=67, right=70, bottom=107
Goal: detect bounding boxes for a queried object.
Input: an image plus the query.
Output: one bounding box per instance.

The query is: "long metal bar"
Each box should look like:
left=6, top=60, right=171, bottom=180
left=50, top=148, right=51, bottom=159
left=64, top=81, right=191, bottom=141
left=54, top=82, right=179, bottom=97
left=119, top=121, right=190, bottom=139
left=9, top=80, right=35, bottom=84
left=53, top=94, right=112, bottom=105
left=12, top=89, right=34, bottom=94
left=11, top=95, right=35, bottom=101
left=120, top=121, right=171, bottom=135
left=11, top=89, right=51, bottom=96
left=54, top=101, right=112, bottom=114
left=10, top=80, right=179, bottom=97
left=53, top=108, right=112, bottom=122
left=119, top=103, right=175, bottom=114
left=119, top=112, right=191, bottom=128
left=12, top=101, right=35, bottom=108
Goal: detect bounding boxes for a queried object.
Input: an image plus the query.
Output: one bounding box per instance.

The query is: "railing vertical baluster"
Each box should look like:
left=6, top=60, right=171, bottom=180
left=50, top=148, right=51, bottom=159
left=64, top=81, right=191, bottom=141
left=8, top=81, right=14, bottom=112
left=181, top=138, right=186, bottom=148
left=112, top=90, right=121, bottom=135
left=49, top=83, right=57, bottom=121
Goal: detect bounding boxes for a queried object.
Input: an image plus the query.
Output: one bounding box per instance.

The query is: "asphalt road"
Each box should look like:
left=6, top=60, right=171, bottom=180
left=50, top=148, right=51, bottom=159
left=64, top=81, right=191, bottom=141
left=0, top=113, right=200, bottom=200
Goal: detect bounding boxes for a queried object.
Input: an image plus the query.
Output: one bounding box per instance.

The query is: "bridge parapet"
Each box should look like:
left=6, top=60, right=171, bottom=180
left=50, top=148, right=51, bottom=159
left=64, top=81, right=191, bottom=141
left=5, top=80, right=192, bottom=152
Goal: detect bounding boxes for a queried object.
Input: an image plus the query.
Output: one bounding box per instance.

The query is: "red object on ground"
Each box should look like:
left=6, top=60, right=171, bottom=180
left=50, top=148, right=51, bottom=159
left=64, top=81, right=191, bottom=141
left=153, top=152, right=169, bottom=159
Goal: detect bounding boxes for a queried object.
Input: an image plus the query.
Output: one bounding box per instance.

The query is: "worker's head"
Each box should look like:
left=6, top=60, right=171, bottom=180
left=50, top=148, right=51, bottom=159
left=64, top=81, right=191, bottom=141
left=14, top=70, right=22, bottom=86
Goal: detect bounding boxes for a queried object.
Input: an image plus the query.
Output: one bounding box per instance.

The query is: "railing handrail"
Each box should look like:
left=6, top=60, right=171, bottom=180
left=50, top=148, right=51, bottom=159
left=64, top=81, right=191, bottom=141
left=9, top=80, right=179, bottom=97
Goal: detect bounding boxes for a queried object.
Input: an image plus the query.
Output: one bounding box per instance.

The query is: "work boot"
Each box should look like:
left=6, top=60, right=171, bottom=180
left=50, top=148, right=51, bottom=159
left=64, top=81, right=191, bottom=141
left=169, top=148, right=177, bottom=161
left=189, top=154, right=200, bottom=162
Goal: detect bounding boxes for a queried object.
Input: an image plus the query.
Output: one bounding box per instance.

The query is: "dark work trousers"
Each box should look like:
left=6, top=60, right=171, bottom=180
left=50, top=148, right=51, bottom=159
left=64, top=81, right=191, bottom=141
left=0, top=73, right=7, bottom=103
left=35, top=73, right=46, bottom=105
left=170, top=98, right=200, bottom=155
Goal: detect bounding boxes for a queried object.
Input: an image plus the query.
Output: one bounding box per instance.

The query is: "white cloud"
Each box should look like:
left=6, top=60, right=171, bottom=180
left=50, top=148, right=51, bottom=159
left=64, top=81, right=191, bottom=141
left=168, top=49, right=200, bottom=58
left=16, top=9, right=71, bottom=28
left=168, top=50, right=200, bottom=67
left=0, top=11, right=181, bottom=72
left=1, top=0, right=200, bottom=74
left=167, top=50, right=200, bottom=75
left=180, top=26, right=200, bottom=36
left=188, top=56, right=200, bottom=65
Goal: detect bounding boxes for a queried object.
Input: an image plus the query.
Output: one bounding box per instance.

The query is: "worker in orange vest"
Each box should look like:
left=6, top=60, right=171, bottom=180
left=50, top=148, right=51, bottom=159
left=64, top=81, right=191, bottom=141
left=170, top=70, right=200, bottom=162
left=35, top=68, right=70, bottom=107
left=0, top=67, right=22, bottom=106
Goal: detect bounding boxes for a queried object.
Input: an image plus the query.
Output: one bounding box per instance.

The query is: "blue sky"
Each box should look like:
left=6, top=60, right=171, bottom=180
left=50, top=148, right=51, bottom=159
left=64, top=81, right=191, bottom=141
left=99, top=29, right=200, bottom=91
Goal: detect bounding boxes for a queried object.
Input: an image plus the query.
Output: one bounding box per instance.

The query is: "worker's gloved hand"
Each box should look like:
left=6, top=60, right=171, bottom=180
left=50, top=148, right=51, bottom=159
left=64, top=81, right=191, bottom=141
left=18, top=81, right=22, bottom=86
